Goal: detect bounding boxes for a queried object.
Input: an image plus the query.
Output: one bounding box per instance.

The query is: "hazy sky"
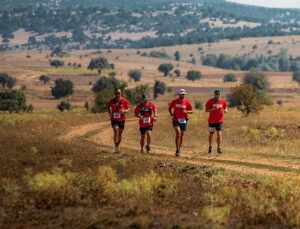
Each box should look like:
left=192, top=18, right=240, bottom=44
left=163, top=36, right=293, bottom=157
left=226, top=0, right=300, bottom=9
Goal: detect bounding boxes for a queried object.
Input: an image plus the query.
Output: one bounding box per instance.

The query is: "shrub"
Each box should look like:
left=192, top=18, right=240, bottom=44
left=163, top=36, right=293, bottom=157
left=84, top=101, right=89, bottom=110
left=186, top=70, right=201, bottom=81
left=108, top=71, right=117, bottom=77
left=51, top=78, right=74, bottom=99
left=243, top=70, right=270, bottom=93
left=195, top=101, right=203, bottom=110
left=0, top=90, right=28, bottom=113
left=92, top=77, right=127, bottom=93
left=277, top=99, right=283, bottom=106
left=153, top=80, right=166, bottom=99
left=128, top=69, right=142, bottom=82
left=174, top=51, right=180, bottom=61
left=93, top=89, right=114, bottom=113
left=292, top=71, right=300, bottom=85
left=39, top=75, right=50, bottom=84
left=50, top=60, right=64, bottom=68
left=223, top=73, right=237, bottom=82
left=158, top=63, right=174, bottom=76
left=21, top=84, right=27, bottom=90
left=87, top=57, right=110, bottom=74
left=174, top=69, right=181, bottom=77
left=0, top=73, right=17, bottom=88
left=228, top=84, right=263, bottom=115
left=124, top=84, right=150, bottom=105
left=167, top=87, right=173, bottom=92
left=57, top=101, right=71, bottom=112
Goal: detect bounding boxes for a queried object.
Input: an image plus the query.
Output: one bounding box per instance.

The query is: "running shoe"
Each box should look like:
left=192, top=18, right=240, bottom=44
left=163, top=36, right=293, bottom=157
left=175, top=149, right=180, bottom=157
left=115, top=145, right=120, bottom=153
left=217, top=148, right=222, bottom=154
left=146, top=145, right=151, bottom=154
left=208, top=146, right=213, bottom=154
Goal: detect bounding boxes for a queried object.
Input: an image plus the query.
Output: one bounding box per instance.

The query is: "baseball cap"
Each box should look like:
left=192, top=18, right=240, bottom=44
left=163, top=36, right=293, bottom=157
left=214, top=89, right=221, bottom=94
left=142, top=94, right=149, bottom=100
left=178, top=89, right=186, bottom=95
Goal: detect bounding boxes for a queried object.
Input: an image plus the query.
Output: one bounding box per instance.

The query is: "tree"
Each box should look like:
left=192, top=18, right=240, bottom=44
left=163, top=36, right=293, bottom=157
left=153, top=80, right=166, bottom=99
left=174, top=69, right=181, bottom=77
left=223, top=73, right=237, bottom=82
left=128, top=70, right=142, bottom=82
left=124, top=84, right=150, bottom=105
left=0, top=73, right=8, bottom=88
left=186, top=70, right=201, bottom=81
left=0, top=90, right=32, bottom=113
left=174, top=51, right=180, bottom=61
left=88, top=57, right=110, bottom=74
left=6, top=76, right=16, bottom=89
left=50, top=60, right=64, bottom=68
left=93, top=89, right=115, bottom=113
left=158, top=63, right=174, bottom=76
left=57, top=101, right=71, bottom=112
left=228, top=85, right=263, bottom=115
left=243, top=70, right=270, bottom=94
left=39, top=75, right=50, bottom=84
left=292, top=71, right=300, bottom=85
left=51, top=78, right=74, bottom=99
left=92, top=77, right=127, bottom=93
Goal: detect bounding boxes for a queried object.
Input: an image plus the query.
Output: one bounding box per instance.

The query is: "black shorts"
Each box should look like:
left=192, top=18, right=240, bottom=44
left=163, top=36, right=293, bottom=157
left=209, top=122, right=223, bottom=132
left=140, top=125, right=153, bottom=135
left=111, top=120, right=125, bottom=130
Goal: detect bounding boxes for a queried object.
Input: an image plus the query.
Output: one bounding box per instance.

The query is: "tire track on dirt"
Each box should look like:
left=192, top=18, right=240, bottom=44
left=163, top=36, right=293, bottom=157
left=59, top=119, right=299, bottom=176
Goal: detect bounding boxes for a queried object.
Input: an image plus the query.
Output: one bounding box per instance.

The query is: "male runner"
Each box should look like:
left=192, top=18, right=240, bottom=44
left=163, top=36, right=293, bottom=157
left=134, top=94, right=157, bottom=154
left=169, top=89, right=193, bottom=157
left=107, top=88, right=130, bottom=153
left=205, top=89, right=228, bottom=154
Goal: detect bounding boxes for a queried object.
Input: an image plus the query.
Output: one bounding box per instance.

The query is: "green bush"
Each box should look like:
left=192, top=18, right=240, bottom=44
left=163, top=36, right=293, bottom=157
left=153, top=80, right=166, bottom=99
left=39, top=75, right=50, bottom=84
left=0, top=90, right=30, bottom=113
left=51, top=78, right=74, bottom=99
left=57, top=101, right=71, bottom=112
left=87, top=57, right=110, bottom=74
left=223, top=73, right=237, bottom=82
left=92, top=77, right=127, bottom=93
left=93, top=89, right=114, bottom=113
left=277, top=99, right=283, bottom=106
left=50, top=60, right=64, bottom=68
left=292, top=71, right=300, bottom=85
left=243, top=70, right=270, bottom=94
left=128, top=69, right=142, bottom=82
left=158, top=63, right=174, bottom=76
left=124, top=84, right=150, bottom=105
left=195, top=101, right=203, bottom=110
left=174, top=69, right=181, bottom=77
left=186, top=70, right=201, bottom=81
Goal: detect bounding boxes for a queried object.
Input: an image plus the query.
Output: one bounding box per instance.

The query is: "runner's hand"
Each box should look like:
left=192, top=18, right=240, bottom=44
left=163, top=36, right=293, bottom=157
left=182, top=110, right=187, bottom=114
left=170, top=112, right=173, bottom=117
left=153, top=116, right=157, bottom=122
left=119, top=109, right=125, bottom=114
left=140, top=115, right=144, bottom=120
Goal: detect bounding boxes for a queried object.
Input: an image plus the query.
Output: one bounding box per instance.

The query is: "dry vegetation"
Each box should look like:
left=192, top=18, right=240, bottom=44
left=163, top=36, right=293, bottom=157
left=0, top=37, right=300, bottom=228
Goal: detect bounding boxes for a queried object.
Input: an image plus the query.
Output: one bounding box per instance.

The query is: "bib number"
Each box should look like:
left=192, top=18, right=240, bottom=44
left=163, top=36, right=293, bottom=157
left=113, top=112, right=121, bottom=119
left=178, top=118, right=186, bottom=124
left=143, top=117, right=151, bottom=124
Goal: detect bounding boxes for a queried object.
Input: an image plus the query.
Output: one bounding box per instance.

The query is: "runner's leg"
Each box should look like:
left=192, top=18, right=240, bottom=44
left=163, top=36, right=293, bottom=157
left=119, top=129, right=123, bottom=143
left=217, top=131, right=222, bottom=148
left=113, top=126, right=119, bottom=145
left=146, top=130, right=151, bottom=146
left=140, top=134, right=145, bottom=149
left=174, top=126, right=181, bottom=150
left=209, top=132, right=214, bottom=147
left=179, top=130, right=184, bottom=149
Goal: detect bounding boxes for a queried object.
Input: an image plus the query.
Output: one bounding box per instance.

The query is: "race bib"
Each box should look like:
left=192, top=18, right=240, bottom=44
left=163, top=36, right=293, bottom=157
left=113, top=112, right=121, bottom=119
left=176, top=104, right=186, bottom=108
left=213, top=104, right=223, bottom=108
left=178, top=118, right=186, bottom=124
left=143, top=117, right=151, bottom=123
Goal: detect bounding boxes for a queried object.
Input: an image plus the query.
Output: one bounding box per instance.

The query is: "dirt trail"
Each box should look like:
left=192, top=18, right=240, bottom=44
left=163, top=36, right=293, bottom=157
left=59, top=119, right=299, bottom=176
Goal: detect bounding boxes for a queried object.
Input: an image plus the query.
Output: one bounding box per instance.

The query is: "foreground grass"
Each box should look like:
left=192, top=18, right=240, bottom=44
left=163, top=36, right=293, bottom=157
left=0, top=111, right=299, bottom=228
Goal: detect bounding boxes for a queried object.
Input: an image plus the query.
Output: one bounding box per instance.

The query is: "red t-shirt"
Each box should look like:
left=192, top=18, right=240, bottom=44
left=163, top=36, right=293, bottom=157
left=107, top=97, right=130, bottom=121
left=169, top=98, right=193, bottom=122
left=134, top=102, right=157, bottom=128
left=205, top=98, right=227, bottom=123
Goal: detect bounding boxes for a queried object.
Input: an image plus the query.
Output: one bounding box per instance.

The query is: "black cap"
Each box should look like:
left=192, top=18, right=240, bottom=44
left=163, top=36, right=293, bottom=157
left=142, top=94, right=149, bottom=100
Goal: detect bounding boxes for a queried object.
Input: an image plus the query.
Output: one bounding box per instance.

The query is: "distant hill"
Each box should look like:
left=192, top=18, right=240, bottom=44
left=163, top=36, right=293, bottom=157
left=0, top=0, right=300, bottom=51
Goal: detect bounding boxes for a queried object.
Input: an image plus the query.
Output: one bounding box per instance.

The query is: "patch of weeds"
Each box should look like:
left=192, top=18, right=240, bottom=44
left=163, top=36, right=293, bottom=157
left=59, top=158, right=73, bottom=169
left=117, top=158, right=127, bottom=167
left=30, top=146, right=39, bottom=155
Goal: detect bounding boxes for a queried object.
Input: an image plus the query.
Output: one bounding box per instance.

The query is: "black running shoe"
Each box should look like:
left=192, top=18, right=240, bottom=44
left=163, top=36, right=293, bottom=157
left=146, top=145, right=151, bottom=153
left=217, top=148, right=222, bottom=154
left=208, top=146, right=213, bottom=154
left=175, top=149, right=180, bottom=157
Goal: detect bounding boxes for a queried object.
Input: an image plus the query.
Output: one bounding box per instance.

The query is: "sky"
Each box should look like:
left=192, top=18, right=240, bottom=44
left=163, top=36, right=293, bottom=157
left=226, top=0, right=300, bottom=9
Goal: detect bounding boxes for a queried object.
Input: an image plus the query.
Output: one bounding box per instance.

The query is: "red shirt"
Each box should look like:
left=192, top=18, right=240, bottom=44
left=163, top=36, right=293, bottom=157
left=134, top=102, right=157, bottom=128
left=205, top=98, right=227, bottom=123
left=169, top=98, right=193, bottom=122
left=107, top=97, right=130, bottom=121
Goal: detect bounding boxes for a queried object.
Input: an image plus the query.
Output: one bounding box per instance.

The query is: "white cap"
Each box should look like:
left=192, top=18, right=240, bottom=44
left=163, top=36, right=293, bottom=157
left=178, top=89, right=186, bottom=95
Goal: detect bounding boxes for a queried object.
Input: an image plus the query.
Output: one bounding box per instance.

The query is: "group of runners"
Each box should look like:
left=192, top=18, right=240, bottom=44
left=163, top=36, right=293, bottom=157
left=107, top=88, right=228, bottom=157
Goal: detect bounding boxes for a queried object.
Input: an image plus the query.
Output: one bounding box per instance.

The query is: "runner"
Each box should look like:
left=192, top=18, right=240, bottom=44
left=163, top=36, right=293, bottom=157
left=205, top=89, right=228, bottom=154
left=107, top=88, right=130, bottom=153
left=134, top=94, right=157, bottom=154
left=169, top=89, right=193, bottom=157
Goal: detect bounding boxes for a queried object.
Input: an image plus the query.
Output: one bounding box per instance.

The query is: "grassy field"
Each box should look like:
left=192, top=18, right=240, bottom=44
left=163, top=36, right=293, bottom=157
left=0, top=38, right=300, bottom=227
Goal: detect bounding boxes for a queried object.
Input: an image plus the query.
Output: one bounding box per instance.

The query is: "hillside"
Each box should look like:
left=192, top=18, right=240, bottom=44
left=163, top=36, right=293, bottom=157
left=1, top=0, right=300, bottom=51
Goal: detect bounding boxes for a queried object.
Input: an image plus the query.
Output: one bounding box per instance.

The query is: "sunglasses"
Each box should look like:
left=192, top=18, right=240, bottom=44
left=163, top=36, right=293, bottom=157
left=115, top=93, right=121, bottom=95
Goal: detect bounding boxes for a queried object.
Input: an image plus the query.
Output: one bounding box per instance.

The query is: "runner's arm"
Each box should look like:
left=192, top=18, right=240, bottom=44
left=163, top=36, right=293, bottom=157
left=224, top=107, right=228, bottom=113
left=205, top=107, right=219, bottom=112
left=168, top=106, right=173, bottom=117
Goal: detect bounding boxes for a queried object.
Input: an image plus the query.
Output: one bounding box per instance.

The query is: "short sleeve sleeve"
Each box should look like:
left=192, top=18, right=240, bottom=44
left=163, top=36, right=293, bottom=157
left=223, top=100, right=227, bottom=109
left=124, top=99, right=130, bottom=109
left=107, top=99, right=113, bottom=108
left=205, top=100, right=211, bottom=109
left=134, top=104, right=140, bottom=115
left=151, top=103, right=157, bottom=112
left=169, top=100, right=175, bottom=108
left=187, top=101, right=193, bottom=110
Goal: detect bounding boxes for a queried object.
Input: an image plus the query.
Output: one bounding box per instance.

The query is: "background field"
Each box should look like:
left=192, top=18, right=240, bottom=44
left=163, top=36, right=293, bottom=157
left=0, top=36, right=300, bottom=228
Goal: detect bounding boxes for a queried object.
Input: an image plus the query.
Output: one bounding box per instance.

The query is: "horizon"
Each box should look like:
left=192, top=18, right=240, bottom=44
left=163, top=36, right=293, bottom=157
left=226, top=0, right=300, bottom=9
